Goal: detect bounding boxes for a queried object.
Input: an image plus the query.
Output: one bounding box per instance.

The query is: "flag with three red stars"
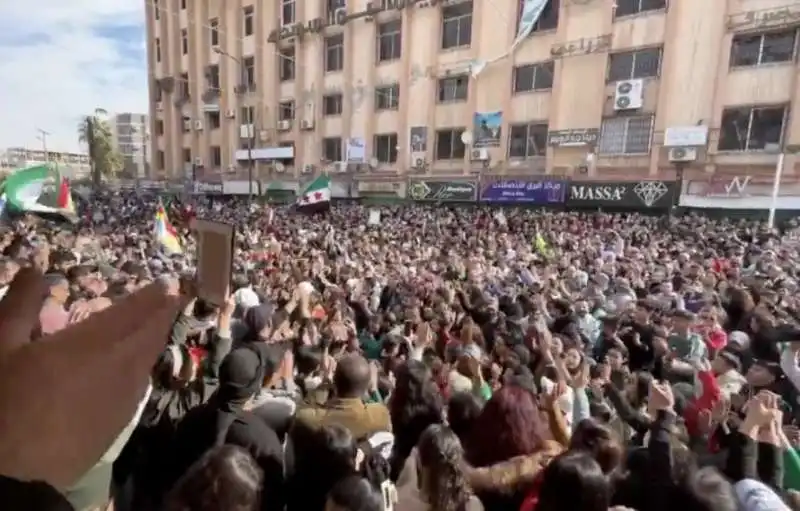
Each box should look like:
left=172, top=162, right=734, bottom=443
left=296, top=174, right=331, bottom=214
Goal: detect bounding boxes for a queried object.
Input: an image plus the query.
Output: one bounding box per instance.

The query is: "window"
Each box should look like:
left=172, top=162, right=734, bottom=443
left=183, top=148, right=191, bottom=163
left=243, top=6, right=254, bottom=36
left=181, top=0, right=186, bottom=9
left=615, top=0, right=666, bottom=18
left=513, top=62, right=554, bottom=92
left=442, top=2, right=473, bottom=49
left=607, top=47, right=662, bottom=81
left=322, top=137, right=343, bottom=161
left=211, top=146, right=222, bottom=167
left=206, top=64, right=220, bottom=89
left=155, top=38, right=161, bottom=62
left=282, top=0, right=296, bottom=25
left=597, top=115, right=654, bottom=155
left=377, top=20, right=402, bottom=62
left=240, top=106, right=255, bottom=123
left=279, top=47, right=295, bottom=81
left=719, top=105, right=786, bottom=152
left=327, top=0, right=345, bottom=18
left=437, top=75, right=468, bottom=103
left=155, top=120, right=164, bottom=136
left=508, top=123, right=548, bottom=158
left=435, top=128, right=467, bottom=160
left=210, top=19, right=219, bottom=46
left=323, top=94, right=343, bottom=116
left=207, top=111, right=221, bottom=129
left=279, top=101, right=295, bottom=121
left=179, top=73, right=190, bottom=98
left=243, top=56, right=256, bottom=89
left=156, top=150, right=164, bottom=169
left=518, top=0, right=559, bottom=33
left=374, top=133, right=399, bottom=163
left=325, top=34, right=344, bottom=72
left=181, top=29, right=188, bottom=55
left=154, top=0, right=160, bottom=20
left=730, top=31, right=797, bottom=68
left=375, top=84, right=399, bottom=110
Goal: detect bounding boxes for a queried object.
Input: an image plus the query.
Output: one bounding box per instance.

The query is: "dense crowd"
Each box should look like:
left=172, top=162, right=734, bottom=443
left=2, top=191, right=800, bottom=511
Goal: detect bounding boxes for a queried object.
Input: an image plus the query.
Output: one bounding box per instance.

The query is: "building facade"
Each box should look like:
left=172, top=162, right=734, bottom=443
left=145, top=0, right=800, bottom=183
left=108, top=113, right=151, bottom=179
left=0, top=147, right=92, bottom=179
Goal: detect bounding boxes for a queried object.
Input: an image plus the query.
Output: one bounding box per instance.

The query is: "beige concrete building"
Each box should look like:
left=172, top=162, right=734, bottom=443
left=145, top=0, right=800, bottom=184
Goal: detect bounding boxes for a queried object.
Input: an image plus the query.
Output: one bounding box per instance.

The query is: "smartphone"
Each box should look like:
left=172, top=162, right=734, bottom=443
left=192, top=219, right=235, bottom=307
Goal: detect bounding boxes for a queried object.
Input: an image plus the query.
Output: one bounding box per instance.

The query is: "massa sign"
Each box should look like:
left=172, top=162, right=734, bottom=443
left=567, top=181, right=677, bottom=208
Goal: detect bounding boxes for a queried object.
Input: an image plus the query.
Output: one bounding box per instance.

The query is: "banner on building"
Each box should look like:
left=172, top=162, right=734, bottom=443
left=473, top=112, right=502, bottom=148
left=346, top=138, right=366, bottom=162
left=567, top=181, right=677, bottom=208
left=408, top=180, right=476, bottom=201
left=680, top=176, right=800, bottom=209
left=481, top=179, right=566, bottom=203
left=515, top=0, right=551, bottom=43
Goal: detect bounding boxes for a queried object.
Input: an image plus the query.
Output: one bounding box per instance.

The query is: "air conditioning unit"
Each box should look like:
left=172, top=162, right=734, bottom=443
left=155, top=102, right=164, bottom=112
left=614, top=79, right=644, bottom=110
left=668, top=147, right=697, bottom=163
left=303, top=164, right=314, bottom=174
left=300, top=119, right=314, bottom=130
left=470, top=148, right=489, bottom=161
left=277, top=120, right=291, bottom=131
left=183, top=119, right=192, bottom=130
left=193, top=120, right=203, bottom=130
left=193, top=157, right=203, bottom=166
left=224, top=109, right=236, bottom=119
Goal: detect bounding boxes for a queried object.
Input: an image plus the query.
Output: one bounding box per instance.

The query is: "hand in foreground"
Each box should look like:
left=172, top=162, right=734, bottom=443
left=0, top=269, right=190, bottom=490
left=647, top=380, right=675, bottom=412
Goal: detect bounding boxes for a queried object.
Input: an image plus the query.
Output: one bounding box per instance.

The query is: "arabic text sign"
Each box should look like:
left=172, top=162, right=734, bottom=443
left=727, top=5, right=800, bottom=31
left=481, top=180, right=566, bottom=203
left=547, top=129, right=599, bottom=147
left=409, top=180, right=476, bottom=201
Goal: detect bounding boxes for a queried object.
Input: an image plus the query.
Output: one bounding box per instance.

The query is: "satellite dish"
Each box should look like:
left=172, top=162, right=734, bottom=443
left=369, top=157, right=379, bottom=167
left=274, top=161, right=285, bottom=172
left=460, top=131, right=473, bottom=145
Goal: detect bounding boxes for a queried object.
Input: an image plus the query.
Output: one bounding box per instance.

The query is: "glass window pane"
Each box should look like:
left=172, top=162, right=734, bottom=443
left=598, top=118, right=626, bottom=154
left=749, top=107, right=785, bottom=150
left=608, top=53, right=634, bottom=81
left=632, top=48, right=661, bottom=78
left=718, top=108, right=751, bottom=151
left=761, top=32, right=796, bottom=64
left=625, top=116, right=653, bottom=153
left=730, top=35, right=761, bottom=67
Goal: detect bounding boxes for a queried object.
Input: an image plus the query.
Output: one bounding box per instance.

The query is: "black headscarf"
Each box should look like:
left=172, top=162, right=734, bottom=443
left=213, top=346, right=265, bottom=445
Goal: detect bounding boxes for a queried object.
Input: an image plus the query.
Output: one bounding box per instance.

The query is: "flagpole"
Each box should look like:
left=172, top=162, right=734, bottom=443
left=767, top=152, right=785, bottom=229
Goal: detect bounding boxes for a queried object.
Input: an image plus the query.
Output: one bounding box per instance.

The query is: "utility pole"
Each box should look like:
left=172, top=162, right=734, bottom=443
left=35, top=128, right=50, bottom=163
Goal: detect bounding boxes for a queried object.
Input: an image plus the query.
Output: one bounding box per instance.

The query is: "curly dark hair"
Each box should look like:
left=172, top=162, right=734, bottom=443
left=417, top=424, right=471, bottom=511
left=466, top=385, right=544, bottom=467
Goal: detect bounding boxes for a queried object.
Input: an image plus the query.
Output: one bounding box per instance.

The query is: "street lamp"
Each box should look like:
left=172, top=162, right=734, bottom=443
left=213, top=47, right=254, bottom=203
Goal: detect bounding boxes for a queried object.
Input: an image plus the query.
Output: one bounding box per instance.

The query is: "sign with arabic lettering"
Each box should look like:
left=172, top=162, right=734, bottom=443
left=567, top=181, right=677, bottom=208
left=547, top=129, right=599, bottom=147
left=727, top=5, right=800, bottom=31
left=408, top=180, right=476, bottom=201
left=480, top=180, right=566, bottom=203
left=268, top=0, right=441, bottom=42
left=550, top=35, right=611, bottom=58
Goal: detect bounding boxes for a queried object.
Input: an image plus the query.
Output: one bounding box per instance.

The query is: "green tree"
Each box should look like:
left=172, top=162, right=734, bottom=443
left=78, top=108, right=122, bottom=185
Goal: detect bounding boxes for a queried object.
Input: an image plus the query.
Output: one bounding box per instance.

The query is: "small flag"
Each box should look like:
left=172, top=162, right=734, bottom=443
left=2, top=164, right=75, bottom=221
left=296, top=175, right=331, bottom=214
left=155, top=199, right=182, bottom=254
left=534, top=233, right=552, bottom=258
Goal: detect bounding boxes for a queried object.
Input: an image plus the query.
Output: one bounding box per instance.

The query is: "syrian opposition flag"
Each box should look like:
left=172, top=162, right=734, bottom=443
left=1, top=164, right=76, bottom=221
left=296, top=175, right=331, bottom=213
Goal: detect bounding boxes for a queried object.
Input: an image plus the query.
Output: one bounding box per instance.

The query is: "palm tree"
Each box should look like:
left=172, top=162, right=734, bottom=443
left=78, top=108, right=122, bottom=186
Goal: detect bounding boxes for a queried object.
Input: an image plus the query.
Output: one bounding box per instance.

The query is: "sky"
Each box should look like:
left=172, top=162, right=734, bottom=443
left=0, top=1, right=149, bottom=154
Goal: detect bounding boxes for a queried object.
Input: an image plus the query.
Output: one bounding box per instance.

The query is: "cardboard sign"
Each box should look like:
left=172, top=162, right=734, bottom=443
left=192, top=219, right=235, bottom=306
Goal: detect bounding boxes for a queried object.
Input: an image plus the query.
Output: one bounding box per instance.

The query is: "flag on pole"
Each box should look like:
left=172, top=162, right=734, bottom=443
left=155, top=199, right=182, bottom=254
left=296, top=175, right=331, bottom=214
left=1, top=164, right=76, bottom=221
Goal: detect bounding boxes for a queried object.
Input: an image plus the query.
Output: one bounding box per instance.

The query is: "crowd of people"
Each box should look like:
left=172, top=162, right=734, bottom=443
left=2, top=190, right=800, bottom=511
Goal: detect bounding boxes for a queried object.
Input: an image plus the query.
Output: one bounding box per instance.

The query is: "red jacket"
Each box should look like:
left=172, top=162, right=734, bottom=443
left=682, top=369, right=721, bottom=438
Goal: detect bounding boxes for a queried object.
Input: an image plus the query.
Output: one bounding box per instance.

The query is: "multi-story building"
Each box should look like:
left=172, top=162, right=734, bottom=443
left=108, top=113, right=151, bottom=179
left=145, top=0, right=800, bottom=182
left=0, top=147, right=92, bottom=179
